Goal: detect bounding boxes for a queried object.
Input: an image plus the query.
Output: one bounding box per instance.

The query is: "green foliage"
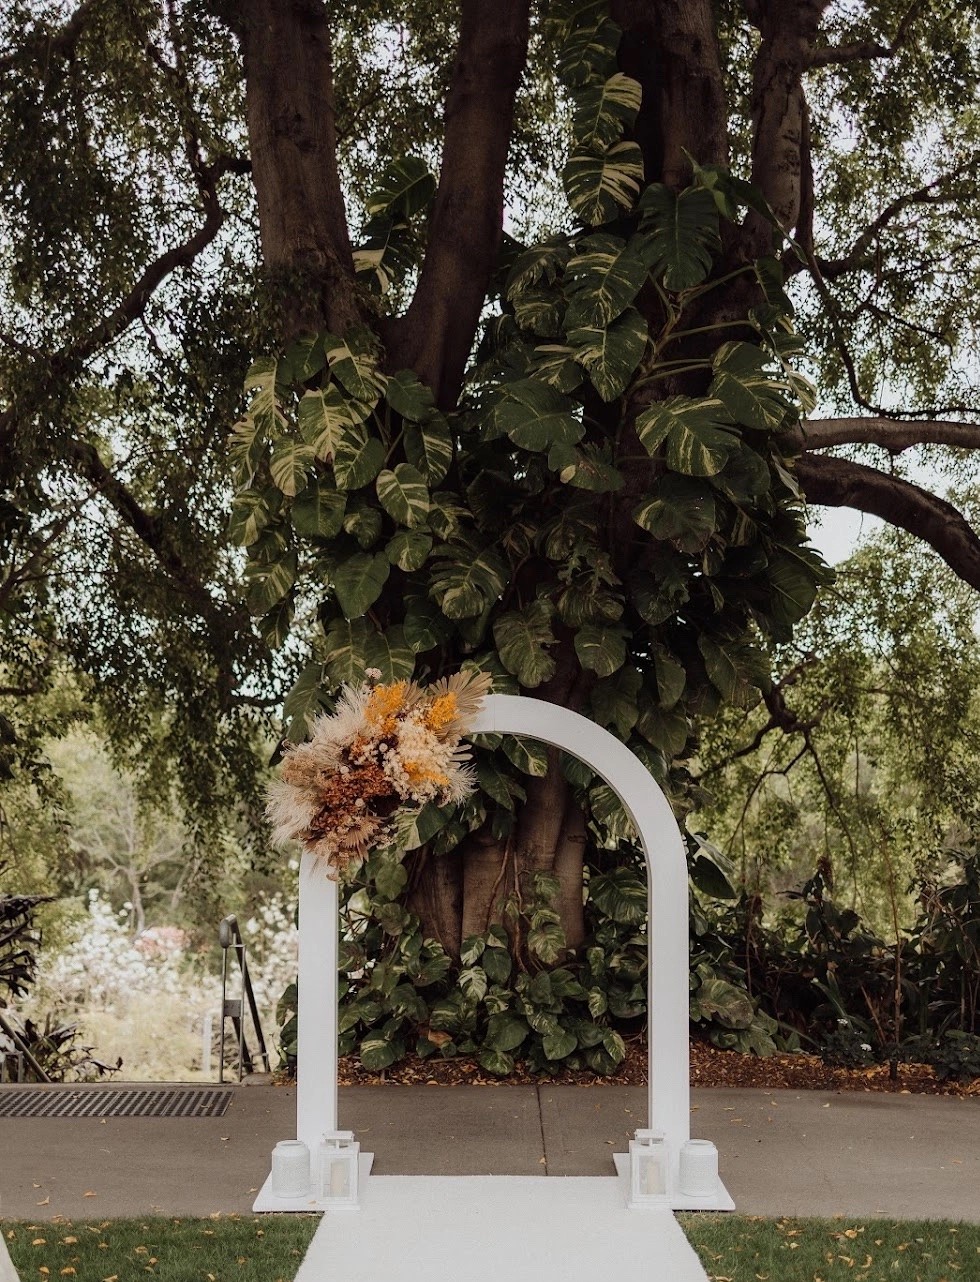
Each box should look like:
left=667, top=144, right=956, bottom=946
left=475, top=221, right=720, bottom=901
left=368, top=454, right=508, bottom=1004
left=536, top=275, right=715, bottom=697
left=689, top=849, right=980, bottom=1063
left=0, top=879, right=51, bottom=1001
left=273, top=831, right=787, bottom=1078
left=898, top=1031, right=980, bottom=1082
left=695, top=529, right=980, bottom=936
left=232, top=173, right=827, bottom=820
left=0, top=1010, right=121, bottom=1083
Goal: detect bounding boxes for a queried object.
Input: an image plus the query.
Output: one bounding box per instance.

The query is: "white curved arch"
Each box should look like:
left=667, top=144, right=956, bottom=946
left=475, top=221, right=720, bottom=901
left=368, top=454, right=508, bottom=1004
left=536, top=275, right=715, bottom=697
left=295, top=694, right=690, bottom=1182
left=471, top=696, right=690, bottom=1168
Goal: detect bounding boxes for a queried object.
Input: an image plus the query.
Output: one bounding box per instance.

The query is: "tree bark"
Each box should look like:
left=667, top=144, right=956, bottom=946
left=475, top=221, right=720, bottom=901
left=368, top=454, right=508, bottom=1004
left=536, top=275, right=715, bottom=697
left=387, top=0, right=530, bottom=408
left=744, top=1, right=830, bottom=249
left=236, top=0, right=359, bottom=339
left=613, top=0, right=729, bottom=186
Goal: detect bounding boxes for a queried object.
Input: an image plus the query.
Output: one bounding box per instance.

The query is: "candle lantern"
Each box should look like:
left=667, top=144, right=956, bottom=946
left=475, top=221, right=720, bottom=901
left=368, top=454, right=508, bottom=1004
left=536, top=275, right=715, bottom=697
left=628, top=1129, right=671, bottom=1208
left=317, top=1131, right=361, bottom=1208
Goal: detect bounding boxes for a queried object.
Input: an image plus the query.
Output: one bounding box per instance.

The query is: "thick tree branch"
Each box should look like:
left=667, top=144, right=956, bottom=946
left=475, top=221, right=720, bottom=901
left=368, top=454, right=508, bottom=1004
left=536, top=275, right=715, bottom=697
left=235, top=0, right=359, bottom=340
left=0, top=0, right=99, bottom=74
left=745, top=1, right=831, bottom=252
left=388, top=0, right=529, bottom=409
left=808, top=1, right=925, bottom=68
left=797, top=453, right=980, bottom=590
left=799, top=418, right=980, bottom=454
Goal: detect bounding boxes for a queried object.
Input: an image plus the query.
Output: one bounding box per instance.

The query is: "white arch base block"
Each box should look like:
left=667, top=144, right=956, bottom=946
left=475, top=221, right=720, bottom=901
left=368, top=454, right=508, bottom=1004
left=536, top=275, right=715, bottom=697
left=252, top=1161, right=733, bottom=1216
left=293, top=1175, right=714, bottom=1282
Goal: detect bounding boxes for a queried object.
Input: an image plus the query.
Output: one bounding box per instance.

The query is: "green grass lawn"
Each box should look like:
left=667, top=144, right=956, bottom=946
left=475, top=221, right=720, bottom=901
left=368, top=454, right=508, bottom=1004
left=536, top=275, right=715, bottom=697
left=679, top=1214, right=980, bottom=1281
left=4, top=1216, right=320, bottom=1282
left=5, top=1215, right=979, bottom=1281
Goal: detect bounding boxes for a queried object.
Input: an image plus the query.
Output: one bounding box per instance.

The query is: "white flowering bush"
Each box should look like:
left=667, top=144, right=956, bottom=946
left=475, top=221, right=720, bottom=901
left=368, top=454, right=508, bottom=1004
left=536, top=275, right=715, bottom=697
left=240, top=891, right=298, bottom=1016
left=32, top=890, right=198, bottom=1009
left=16, top=887, right=299, bottom=1080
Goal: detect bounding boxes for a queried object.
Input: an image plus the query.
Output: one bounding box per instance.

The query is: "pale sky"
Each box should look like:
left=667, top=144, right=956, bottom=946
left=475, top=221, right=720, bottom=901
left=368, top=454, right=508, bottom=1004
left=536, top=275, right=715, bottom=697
left=808, top=505, right=883, bottom=565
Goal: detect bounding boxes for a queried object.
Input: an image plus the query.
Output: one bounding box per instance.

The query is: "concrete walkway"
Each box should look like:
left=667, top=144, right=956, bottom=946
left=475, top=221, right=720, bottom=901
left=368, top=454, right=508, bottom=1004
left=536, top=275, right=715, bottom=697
left=1, top=1081, right=978, bottom=1221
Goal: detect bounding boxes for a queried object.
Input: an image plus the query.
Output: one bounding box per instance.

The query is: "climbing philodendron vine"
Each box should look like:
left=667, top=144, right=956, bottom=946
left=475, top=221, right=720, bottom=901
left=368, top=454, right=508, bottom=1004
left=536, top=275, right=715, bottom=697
left=229, top=0, right=829, bottom=1073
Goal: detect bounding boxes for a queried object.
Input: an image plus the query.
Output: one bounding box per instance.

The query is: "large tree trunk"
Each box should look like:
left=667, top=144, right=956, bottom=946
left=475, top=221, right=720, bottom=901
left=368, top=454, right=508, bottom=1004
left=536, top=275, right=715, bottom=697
left=231, top=0, right=827, bottom=959
left=406, top=761, right=586, bottom=961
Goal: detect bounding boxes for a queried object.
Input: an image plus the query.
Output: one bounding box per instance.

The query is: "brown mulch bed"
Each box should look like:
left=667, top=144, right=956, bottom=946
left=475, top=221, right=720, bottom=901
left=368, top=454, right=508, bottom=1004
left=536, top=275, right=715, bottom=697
left=335, top=1037, right=980, bottom=1096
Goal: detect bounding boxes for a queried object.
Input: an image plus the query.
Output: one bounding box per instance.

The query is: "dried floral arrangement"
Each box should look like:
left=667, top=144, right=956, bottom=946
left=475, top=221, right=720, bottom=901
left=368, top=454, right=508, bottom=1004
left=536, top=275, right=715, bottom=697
left=268, top=668, right=492, bottom=876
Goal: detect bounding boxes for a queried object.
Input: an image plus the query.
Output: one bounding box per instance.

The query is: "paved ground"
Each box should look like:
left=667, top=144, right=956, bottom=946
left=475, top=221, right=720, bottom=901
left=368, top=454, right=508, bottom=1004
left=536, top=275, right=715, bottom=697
left=1, top=1081, right=978, bottom=1222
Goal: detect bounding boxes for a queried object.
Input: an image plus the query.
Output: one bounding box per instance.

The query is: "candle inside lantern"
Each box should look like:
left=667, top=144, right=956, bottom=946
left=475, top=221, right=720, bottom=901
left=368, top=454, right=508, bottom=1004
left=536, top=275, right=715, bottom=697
left=329, top=1156, right=348, bottom=1198
left=642, top=1152, right=666, bottom=1195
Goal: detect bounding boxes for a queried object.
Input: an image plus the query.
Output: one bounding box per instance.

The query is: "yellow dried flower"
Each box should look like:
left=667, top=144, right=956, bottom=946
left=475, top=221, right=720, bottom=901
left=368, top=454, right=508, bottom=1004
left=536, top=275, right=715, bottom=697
left=365, top=681, right=409, bottom=726
left=423, top=692, right=458, bottom=733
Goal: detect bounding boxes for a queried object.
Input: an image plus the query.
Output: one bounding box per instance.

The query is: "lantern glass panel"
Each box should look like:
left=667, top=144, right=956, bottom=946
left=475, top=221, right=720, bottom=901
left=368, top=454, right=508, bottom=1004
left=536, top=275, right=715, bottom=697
left=317, top=1131, right=360, bottom=1206
left=628, top=1130, right=670, bottom=1207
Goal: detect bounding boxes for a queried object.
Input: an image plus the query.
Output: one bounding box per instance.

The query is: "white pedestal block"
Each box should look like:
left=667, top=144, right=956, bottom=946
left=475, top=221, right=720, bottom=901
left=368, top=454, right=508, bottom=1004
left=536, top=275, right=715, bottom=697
left=612, top=1152, right=735, bottom=1211
left=252, top=1153, right=374, bottom=1213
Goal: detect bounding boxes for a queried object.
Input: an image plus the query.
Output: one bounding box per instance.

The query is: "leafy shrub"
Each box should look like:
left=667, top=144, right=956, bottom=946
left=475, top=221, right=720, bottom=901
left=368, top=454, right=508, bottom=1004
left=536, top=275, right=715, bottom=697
left=277, top=843, right=980, bottom=1080
left=818, top=1020, right=878, bottom=1069
left=0, top=875, right=53, bottom=1000
left=277, top=834, right=786, bottom=1077
left=0, top=1011, right=119, bottom=1082
left=897, top=1031, right=980, bottom=1082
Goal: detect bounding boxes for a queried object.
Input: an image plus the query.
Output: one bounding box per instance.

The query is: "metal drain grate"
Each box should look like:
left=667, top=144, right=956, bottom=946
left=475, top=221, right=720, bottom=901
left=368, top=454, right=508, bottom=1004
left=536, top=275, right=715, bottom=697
left=0, top=1086, right=234, bottom=1119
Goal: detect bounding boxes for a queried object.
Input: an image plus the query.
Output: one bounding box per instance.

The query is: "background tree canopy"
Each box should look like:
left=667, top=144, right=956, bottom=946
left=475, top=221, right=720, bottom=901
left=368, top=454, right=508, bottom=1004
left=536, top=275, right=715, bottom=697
left=3, top=0, right=980, bottom=1073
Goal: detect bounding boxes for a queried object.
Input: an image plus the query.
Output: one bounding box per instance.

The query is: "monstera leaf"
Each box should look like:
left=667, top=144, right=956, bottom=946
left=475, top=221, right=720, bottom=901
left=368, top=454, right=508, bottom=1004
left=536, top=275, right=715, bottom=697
left=243, top=356, right=286, bottom=436
left=291, top=480, right=346, bottom=539
left=376, top=463, right=430, bottom=528
left=298, top=386, right=361, bottom=461
left=493, top=600, right=557, bottom=687
left=323, top=617, right=372, bottom=685
left=638, top=183, right=721, bottom=290
left=572, top=72, right=642, bottom=147
left=492, top=380, right=584, bottom=451
left=563, top=234, right=651, bottom=329
left=269, top=438, right=314, bottom=496
left=429, top=540, right=508, bottom=619
left=636, top=397, right=738, bottom=477
left=633, top=475, right=718, bottom=553
left=332, top=551, right=390, bottom=619
left=506, top=237, right=573, bottom=297
left=228, top=488, right=281, bottom=546
left=333, top=423, right=385, bottom=490
left=709, top=341, right=792, bottom=431
left=563, top=142, right=644, bottom=226
left=324, top=327, right=386, bottom=403
left=567, top=306, right=648, bottom=401
left=363, top=154, right=436, bottom=220
left=555, top=14, right=620, bottom=86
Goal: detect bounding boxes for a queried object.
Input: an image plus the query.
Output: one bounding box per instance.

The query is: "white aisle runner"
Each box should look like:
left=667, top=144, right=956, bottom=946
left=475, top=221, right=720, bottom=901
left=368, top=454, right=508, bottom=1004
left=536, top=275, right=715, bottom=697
left=295, top=1173, right=710, bottom=1282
